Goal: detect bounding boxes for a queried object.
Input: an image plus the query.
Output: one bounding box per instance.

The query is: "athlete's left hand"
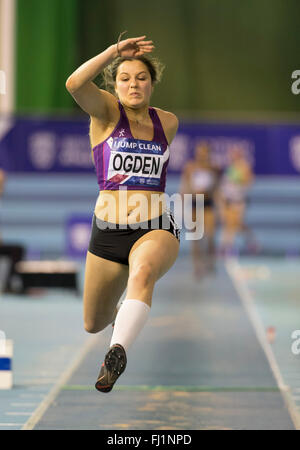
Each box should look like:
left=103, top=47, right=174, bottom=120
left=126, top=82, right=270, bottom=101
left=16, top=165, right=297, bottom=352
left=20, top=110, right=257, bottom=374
left=116, top=34, right=155, bottom=58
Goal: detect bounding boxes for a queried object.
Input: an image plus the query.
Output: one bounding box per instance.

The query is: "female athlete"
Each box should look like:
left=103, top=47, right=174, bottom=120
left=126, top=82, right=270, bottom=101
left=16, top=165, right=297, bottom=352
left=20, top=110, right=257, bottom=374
left=218, top=146, right=253, bottom=255
left=180, top=142, right=220, bottom=277
left=66, top=34, right=180, bottom=392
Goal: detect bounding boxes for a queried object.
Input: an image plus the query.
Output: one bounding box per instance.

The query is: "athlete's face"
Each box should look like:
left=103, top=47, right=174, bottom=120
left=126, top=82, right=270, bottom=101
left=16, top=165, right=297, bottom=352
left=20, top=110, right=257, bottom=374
left=115, top=60, right=153, bottom=108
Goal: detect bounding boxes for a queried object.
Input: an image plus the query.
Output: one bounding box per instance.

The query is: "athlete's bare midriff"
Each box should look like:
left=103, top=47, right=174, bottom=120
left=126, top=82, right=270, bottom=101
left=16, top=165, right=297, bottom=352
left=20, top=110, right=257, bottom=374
left=94, top=189, right=167, bottom=224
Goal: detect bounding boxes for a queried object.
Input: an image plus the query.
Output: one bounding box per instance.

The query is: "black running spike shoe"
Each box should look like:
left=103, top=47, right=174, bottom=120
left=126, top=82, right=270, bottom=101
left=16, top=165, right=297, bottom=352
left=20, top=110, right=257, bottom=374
left=95, top=344, right=127, bottom=393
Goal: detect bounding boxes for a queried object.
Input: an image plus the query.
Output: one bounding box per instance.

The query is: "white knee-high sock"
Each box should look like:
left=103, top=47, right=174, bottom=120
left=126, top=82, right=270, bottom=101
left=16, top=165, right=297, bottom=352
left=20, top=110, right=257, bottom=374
left=110, top=299, right=150, bottom=352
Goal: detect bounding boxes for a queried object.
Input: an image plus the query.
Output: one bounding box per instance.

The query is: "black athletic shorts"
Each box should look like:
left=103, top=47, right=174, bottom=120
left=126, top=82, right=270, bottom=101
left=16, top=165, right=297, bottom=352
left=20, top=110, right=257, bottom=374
left=88, top=210, right=180, bottom=266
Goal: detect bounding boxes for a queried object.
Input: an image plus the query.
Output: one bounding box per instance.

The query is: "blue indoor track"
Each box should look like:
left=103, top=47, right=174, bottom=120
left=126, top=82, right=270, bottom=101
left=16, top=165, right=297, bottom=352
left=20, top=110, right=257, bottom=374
left=1, top=255, right=299, bottom=430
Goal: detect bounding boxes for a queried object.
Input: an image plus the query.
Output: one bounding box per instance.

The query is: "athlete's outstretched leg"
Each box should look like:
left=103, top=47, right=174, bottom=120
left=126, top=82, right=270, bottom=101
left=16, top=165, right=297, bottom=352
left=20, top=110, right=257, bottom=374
left=95, top=230, right=179, bottom=393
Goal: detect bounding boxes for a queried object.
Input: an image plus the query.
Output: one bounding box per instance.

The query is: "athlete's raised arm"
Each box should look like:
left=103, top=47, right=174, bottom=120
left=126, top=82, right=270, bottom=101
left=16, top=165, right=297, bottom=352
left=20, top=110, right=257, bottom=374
left=65, top=34, right=155, bottom=120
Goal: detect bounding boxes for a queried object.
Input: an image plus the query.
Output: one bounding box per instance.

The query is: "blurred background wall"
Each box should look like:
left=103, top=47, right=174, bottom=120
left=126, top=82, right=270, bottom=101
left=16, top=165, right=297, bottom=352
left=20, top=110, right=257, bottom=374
left=1, top=0, right=300, bottom=266
left=14, top=0, right=300, bottom=118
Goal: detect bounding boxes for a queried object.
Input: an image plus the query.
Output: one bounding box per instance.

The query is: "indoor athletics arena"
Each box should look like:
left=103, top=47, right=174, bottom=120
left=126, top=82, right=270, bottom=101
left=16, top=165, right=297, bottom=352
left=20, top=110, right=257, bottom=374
left=1, top=0, right=300, bottom=435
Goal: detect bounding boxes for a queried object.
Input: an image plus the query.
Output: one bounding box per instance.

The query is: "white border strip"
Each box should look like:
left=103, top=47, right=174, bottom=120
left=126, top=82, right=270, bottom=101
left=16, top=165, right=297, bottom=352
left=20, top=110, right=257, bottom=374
left=21, top=334, right=99, bottom=430
left=0, top=0, right=15, bottom=113
left=225, top=257, right=300, bottom=430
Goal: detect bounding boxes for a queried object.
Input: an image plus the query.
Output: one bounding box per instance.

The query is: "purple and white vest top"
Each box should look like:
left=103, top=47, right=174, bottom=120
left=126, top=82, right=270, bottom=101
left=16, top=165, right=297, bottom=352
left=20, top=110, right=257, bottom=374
left=92, top=101, right=170, bottom=191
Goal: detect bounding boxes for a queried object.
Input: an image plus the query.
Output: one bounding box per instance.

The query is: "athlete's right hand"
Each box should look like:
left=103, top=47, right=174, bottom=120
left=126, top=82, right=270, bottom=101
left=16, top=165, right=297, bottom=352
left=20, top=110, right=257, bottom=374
left=115, top=35, right=155, bottom=58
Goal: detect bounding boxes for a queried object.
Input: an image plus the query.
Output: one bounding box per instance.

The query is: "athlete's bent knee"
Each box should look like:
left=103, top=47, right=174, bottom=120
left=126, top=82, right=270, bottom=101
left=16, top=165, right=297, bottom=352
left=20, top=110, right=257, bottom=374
left=84, top=317, right=110, bottom=334
left=129, top=263, right=157, bottom=288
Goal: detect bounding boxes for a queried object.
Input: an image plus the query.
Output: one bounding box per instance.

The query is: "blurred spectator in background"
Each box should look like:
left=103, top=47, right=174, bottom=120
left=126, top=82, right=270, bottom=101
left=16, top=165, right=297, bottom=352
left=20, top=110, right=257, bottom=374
left=0, top=168, right=5, bottom=195
left=180, top=142, right=221, bottom=277
left=217, top=146, right=254, bottom=256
